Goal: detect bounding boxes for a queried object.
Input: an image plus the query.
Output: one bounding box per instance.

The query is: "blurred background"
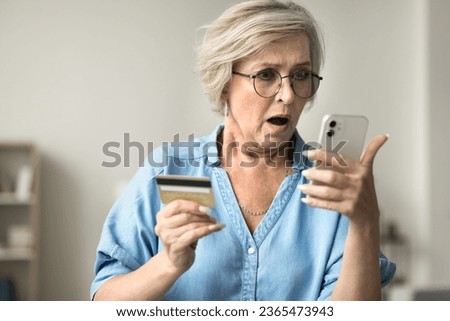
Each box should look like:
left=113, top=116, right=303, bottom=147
left=0, top=0, right=448, bottom=300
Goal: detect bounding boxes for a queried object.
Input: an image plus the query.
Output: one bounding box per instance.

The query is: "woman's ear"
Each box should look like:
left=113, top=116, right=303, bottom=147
left=221, top=85, right=229, bottom=102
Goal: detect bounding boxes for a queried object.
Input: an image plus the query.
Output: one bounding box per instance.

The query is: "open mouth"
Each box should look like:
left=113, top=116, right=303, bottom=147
left=267, top=116, right=289, bottom=126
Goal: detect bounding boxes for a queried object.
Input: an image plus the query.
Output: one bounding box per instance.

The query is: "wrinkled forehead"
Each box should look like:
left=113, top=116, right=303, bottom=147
left=234, top=35, right=311, bottom=71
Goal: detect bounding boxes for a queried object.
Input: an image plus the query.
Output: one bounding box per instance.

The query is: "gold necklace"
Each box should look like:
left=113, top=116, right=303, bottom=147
left=238, top=203, right=269, bottom=216
left=236, top=166, right=293, bottom=216
left=216, top=134, right=295, bottom=217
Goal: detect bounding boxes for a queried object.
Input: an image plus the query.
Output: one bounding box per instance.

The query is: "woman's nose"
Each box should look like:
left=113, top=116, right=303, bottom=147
left=276, top=77, right=296, bottom=104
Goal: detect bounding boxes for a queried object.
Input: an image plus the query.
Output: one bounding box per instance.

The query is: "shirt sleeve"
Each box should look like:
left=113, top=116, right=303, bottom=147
left=317, top=215, right=397, bottom=300
left=317, top=214, right=347, bottom=301
left=90, top=164, right=163, bottom=300
left=379, top=252, right=397, bottom=287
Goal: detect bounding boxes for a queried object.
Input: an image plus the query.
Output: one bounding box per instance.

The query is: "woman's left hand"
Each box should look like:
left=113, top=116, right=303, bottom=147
left=299, top=134, right=389, bottom=224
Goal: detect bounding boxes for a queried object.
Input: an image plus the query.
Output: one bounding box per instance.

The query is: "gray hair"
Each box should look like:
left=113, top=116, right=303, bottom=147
left=197, top=0, right=324, bottom=113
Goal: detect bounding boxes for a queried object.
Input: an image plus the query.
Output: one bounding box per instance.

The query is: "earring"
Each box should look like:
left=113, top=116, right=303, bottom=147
left=224, top=103, right=229, bottom=117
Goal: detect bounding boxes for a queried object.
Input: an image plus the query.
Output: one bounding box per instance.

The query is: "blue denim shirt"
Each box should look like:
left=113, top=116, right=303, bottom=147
left=91, top=125, right=396, bottom=300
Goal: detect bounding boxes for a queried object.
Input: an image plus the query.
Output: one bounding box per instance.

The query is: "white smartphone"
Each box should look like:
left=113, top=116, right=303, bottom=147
left=312, top=114, right=369, bottom=167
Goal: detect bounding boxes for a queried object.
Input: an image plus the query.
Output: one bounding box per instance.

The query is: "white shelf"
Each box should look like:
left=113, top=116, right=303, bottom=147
left=0, top=247, right=35, bottom=261
left=0, top=142, right=40, bottom=299
left=0, top=192, right=34, bottom=206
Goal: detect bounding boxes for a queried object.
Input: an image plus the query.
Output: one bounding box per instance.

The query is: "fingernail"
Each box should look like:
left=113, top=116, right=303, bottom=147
left=301, top=197, right=311, bottom=204
left=209, top=223, right=226, bottom=231
left=199, top=206, right=211, bottom=215
left=302, top=170, right=310, bottom=178
left=385, top=133, right=390, bottom=139
left=302, top=150, right=316, bottom=158
left=298, top=184, right=307, bottom=192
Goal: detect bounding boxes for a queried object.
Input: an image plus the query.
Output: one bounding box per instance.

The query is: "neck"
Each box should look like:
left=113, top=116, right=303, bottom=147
left=218, top=127, right=294, bottom=170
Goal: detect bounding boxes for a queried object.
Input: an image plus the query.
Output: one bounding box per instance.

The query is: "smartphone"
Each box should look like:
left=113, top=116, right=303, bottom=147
left=312, top=114, right=369, bottom=167
left=156, top=175, right=215, bottom=207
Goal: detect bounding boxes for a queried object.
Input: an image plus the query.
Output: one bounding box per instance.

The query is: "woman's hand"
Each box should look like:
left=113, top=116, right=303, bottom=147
left=155, top=199, right=225, bottom=275
left=299, top=134, right=389, bottom=300
left=299, top=134, right=389, bottom=224
left=95, top=200, right=224, bottom=301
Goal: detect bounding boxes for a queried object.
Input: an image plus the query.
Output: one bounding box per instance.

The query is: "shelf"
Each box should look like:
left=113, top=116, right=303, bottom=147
left=0, top=247, right=35, bottom=261
left=0, top=192, right=34, bottom=206
left=0, top=141, right=40, bottom=299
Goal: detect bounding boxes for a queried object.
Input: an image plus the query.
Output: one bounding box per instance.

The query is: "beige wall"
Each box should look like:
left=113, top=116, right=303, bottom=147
left=429, top=0, right=450, bottom=287
left=0, top=0, right=231, bottom=300
left=0, top=0, right=448, bottom=300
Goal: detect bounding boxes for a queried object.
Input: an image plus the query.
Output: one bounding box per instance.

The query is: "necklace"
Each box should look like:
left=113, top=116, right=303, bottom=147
left=236, top=167, right=293, bottom=216
left=238, top=203, right=269, bottom=216
left=217, top=140, right=294, bottom=217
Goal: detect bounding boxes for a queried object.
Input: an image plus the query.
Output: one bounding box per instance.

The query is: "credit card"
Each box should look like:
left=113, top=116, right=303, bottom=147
left=155, top=175, right=215, bottom=207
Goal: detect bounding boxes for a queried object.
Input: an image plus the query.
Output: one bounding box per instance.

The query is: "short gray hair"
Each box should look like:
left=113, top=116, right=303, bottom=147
left=197, top=0, right=324, bottom=113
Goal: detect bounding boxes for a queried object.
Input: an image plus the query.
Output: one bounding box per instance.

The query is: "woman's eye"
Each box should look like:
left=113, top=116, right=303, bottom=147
left=293, top=70, right=310, bottom=80
left=256, top=70, right=276, bottom=81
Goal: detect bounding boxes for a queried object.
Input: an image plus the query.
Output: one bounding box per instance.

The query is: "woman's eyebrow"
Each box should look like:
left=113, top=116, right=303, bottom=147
left=293, top=62, right=312, bottom=68
left=249, top=61, right=312, bottom=71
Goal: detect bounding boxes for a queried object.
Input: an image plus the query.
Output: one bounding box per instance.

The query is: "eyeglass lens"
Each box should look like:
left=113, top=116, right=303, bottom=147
left=254, top=70, right=320, bottom=98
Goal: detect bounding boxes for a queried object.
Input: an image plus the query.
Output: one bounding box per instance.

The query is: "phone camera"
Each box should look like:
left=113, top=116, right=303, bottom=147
left=329, top=120, right=336, bottom=128
left=326, top=130, right=334, bottom=137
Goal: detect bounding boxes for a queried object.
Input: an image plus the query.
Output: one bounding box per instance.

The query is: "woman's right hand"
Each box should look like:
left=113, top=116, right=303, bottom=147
left=155, top=199, right=225, bottom=275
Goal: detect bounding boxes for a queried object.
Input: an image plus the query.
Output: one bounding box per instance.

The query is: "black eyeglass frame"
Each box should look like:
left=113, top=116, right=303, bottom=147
left=232, top=69, right=323, bottom=99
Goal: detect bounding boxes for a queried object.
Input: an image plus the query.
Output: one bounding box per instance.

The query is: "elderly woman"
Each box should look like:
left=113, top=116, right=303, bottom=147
left=91, top=0, right=395, bottom=300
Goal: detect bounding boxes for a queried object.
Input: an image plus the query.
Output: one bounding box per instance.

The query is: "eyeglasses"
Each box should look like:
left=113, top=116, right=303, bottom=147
left=232, top=68, right=323, bottom=99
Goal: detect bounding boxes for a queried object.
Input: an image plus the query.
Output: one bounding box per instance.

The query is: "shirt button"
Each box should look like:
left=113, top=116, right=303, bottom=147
left=248, top=247, right=255, bottom=254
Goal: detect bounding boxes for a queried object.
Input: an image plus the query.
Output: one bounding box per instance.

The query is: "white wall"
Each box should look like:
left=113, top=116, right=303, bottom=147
left=0, top=0, right=236, bottom=300
left=0, top=0, right=447, bottom=300
left=429, top=0, right=450, bottom=287
left=298, top=0, right=434, bottom=298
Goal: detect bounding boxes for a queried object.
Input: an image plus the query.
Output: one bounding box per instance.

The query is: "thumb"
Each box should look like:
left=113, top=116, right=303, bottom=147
left=360, top=134, right=389, bottom=166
